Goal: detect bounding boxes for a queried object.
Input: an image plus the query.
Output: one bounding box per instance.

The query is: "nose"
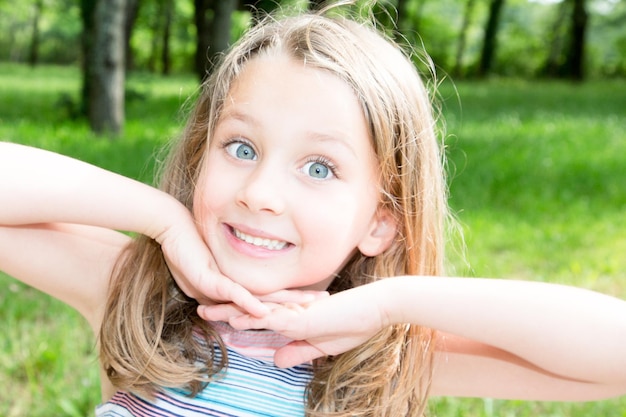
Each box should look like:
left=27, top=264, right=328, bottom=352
left=236, top=160, right=286, bottom=215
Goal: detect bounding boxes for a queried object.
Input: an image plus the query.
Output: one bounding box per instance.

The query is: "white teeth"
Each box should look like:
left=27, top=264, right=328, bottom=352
left=233, top=228, right=288, bottom=250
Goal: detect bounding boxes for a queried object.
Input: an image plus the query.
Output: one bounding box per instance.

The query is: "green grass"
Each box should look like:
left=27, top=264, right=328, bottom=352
left=441, top=79, right=626, bottom=295
left=1, top=64, right=625, bottom=416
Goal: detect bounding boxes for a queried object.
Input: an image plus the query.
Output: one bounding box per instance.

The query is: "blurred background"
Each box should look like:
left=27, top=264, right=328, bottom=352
left=0, top=0, right=624, bottom=133
left=0, top=0, right=625, bottom=416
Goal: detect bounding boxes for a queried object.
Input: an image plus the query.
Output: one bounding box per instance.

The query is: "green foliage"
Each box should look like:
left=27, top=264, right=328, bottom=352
left=441, top=78, right=626, bottom=295
left=0, top=63, right=197, bottom=182
left=130, top=0, right=196, bottom=73
left=1, top=63, right=625, bottom=416
left=0, top=279, right=102, bottom=417
left=0, top=0, right=625, bottom=77
left=0, top=1, right=81, bottom=64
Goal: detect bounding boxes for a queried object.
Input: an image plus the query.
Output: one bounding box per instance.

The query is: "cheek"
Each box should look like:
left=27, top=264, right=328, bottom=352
left=194, top=167, right=229, bottom=221
left=297, top=190, right=374, bottom=250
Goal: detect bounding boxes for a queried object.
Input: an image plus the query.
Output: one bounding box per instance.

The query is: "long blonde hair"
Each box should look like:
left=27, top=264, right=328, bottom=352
left=100, top=9, right=448, bottom=417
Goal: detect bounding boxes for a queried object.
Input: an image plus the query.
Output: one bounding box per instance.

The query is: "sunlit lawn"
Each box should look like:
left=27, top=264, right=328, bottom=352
left=1, top=63, right=625, bottom=416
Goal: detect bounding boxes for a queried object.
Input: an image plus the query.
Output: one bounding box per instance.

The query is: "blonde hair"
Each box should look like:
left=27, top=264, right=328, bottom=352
left=100, top=9, right=448, bottom=417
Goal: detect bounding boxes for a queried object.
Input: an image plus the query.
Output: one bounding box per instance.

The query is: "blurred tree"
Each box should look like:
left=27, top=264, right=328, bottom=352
left=308, top=0, right=325, bottom=10
left=161, top=0, right=174, bottom=75
left=564, top=0, right=588, bottom=80
left=539, top=0, right=588, bottom=80
left=209, top=0, right=237, bottom=71
left=541, top=0, right=570, bottom=77
left=194, top=0, right=237, bottom=81
left=82, top=0, right=127, bottom=135
left=396, top=0, right=409, bottom=24
left=0, top=0, right=623, bottom=80
left=395, top=0, right=412, bottom=35
left=453, top=0, right=476, bottom=78
left=145, top=0, right=174, bottom=74
left=124, top=0, right=140, bottom=71
left=28, top=0, right=43, bottom=67
left=80, top=0, right=97, bottom=118
left=413, top=0, right=428, bottom=33
left=478, top=0, right=505, bottom=77
left=594, top=0, right=626, bottom=76
left=240, top=0, right=283, bottom=24
left=193, top=0, right=210, bottom=80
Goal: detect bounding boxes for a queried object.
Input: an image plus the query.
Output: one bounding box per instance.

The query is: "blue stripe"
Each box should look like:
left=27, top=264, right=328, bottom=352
left=97, top=344, right=312, bottom=417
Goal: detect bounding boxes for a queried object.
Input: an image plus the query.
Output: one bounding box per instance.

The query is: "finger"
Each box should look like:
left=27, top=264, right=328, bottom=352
left=227, top=285, right=270, bottom=317
left=228, top=303, right=301, bottom=332
left=274, top=341, right=326, bottom=368
left=258, top=290, right=329, bottom=304
left=197, top=303, right=244, bottom=322
left=200, top=274, right=270, bottom=317
left=229, top=313, right=274, bottom=331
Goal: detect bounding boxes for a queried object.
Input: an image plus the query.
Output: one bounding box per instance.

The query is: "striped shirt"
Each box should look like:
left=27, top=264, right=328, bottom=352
left=96, top=322, right=313, bottom=416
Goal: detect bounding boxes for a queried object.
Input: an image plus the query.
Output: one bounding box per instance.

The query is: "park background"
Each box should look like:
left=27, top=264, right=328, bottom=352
left=0, top=0, right=625, bottom=416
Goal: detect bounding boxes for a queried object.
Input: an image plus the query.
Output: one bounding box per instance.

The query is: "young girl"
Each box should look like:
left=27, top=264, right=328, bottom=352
left=1, top=9, right=626, bottom=417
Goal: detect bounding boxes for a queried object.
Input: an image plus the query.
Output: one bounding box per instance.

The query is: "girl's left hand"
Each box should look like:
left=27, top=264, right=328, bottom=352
left=198, top=284, right=390, bottom=367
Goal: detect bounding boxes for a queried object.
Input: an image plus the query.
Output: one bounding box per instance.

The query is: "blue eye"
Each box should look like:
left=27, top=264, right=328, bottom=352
left=225, top=141, right=256, bottom=160
left=303, top=160, right=334, bottom=179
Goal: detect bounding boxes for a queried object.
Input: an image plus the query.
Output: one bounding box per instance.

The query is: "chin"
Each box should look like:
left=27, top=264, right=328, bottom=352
left=227, top=276, right=282, bottom=297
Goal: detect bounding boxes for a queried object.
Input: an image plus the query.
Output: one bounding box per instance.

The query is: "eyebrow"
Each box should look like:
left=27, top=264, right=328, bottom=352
left=218, top=109, right=259, bottom=127
left=219, top=109, right=359, bottom=157
left=305, top=131, right=358, bottom=157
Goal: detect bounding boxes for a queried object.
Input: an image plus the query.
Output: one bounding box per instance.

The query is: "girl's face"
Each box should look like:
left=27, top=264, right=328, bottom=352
left=194, top=54, right=394, bottom=295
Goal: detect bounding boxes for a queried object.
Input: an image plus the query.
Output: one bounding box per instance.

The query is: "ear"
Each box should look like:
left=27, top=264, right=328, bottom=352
left=358, top=209, right=397, bottom=257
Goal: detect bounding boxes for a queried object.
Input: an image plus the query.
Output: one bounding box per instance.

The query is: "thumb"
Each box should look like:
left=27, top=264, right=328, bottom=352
left=274, top=341, right=325, bottom=368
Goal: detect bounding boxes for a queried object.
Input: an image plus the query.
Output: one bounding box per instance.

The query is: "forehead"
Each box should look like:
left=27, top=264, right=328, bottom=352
left=226, top=53, right=359, bottom=112
left=221, top=54, right=372, bottom=147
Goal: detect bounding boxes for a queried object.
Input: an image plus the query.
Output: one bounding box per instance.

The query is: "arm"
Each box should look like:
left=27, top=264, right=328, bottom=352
left=387, top=277, right=626, bottom=400
left=201, top=276, right=626, bottom=401
left=0, top=142, right=182, bottom=235
left=0, top=142, right=268, bottom=321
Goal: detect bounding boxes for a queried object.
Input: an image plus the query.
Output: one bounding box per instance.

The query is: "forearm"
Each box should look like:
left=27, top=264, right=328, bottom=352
left=0, top=142, right=187, bottom=240
left=382, top=276, right=626, bottom=384
left=1, top=143, right=271, bottom=317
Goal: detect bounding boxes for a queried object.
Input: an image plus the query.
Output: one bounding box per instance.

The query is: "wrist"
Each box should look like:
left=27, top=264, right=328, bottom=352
left=146, top=194, right=196, bottom=245
left=376, top=278, right=405, bottom=327
left=376, top=276, right=427, bottom=327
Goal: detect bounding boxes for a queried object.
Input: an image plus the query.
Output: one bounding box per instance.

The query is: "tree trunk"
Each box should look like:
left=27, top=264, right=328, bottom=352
left=194, top=0, right=211, bottom=81
left=161, top=0, right=174, bottom=75
left=208, top=0, right=236, bottom=70
left=564, top=0, right=588, bottom=80
left=194, top=0, right=236, bottom=80
left=148, top=1, right=162, bottom=72
left=80, top=0, right=98, bottom=117
left=453, top=0, right=476, bottom=78
left=540, top=0, right=570, bottom=78
left=124, top=0, right=140, bottom=71
left=28, top=0, right=43, bottom=67
left=88, top=0, right=126, bottom=135
left=478, top=0, right=505, bottom=77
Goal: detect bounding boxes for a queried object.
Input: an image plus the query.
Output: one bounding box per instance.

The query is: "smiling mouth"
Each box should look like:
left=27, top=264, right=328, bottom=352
left=232, top=228, right=289, bottom=251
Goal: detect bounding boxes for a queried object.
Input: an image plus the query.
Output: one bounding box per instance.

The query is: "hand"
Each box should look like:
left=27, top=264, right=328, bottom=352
left=199, top=283, right=391, bottom=367
left=156, top=209, right=327, bottom=317
left=155, top=213, right=274, bottom=316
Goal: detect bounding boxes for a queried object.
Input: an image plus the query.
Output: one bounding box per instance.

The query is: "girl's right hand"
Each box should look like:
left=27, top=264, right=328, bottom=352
left=154, top=213, right=269, bottom=317
left=156, top=211, right=327, bottom=317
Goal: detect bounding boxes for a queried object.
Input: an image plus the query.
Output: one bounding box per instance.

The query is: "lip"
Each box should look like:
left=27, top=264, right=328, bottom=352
left=223, top=223, right=293, bottom=258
